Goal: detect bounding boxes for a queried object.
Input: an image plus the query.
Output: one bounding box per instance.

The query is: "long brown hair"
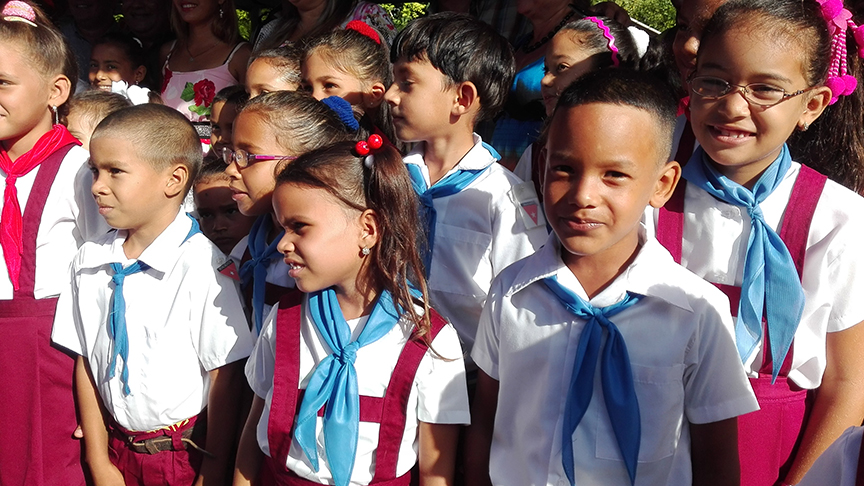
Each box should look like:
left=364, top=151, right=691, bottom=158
left=170, top=0, right=239, bottom=45
left=274, top=141, right=434, bottom=343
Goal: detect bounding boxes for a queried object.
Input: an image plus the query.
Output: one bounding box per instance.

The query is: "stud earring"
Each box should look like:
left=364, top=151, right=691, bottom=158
left=361, top=247, right=370, bottom=256
left=800, top=121, right=809, bottom=131
left=51, top=105, right=58, bottom=125
left=219, top=5, right=224, bottom=18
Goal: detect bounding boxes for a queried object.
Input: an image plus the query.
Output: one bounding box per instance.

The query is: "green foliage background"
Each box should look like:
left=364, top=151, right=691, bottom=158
left=597, top=0, right=676, bottom=32
left=380, top=3, right=429, bottom=31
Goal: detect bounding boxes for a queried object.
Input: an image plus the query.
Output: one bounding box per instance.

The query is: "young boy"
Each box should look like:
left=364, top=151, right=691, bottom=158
left=465, top=69, right=759, bottom=486
left=193, top=157, right=256, bottom=256
left=385, top=12, right=548, bottom=359
left=51, top=104, right=255, bottom=486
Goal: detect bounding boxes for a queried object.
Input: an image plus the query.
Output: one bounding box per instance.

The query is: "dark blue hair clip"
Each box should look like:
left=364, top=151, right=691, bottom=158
left=320, top=96, right=359, bottom=131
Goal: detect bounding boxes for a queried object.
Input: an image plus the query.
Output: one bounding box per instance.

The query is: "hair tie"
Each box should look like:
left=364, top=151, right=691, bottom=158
left=345, top=20, right=381, bottom=45
left=584, top=17, right=620, bottom=67
left=355, top=134, right=384, bottom=168
left=817, top=0, right=863, bottom=104
left=2, top=1, right=37, bottom=27
left=320, top=95, right=359, bottom=131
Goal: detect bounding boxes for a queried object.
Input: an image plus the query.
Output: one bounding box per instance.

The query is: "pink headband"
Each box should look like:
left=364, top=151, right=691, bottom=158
left=2, top=1, right=36, bottom=27
left=817, top=0, right=864, bottom=104
left=345, top=20, right=380, bottom=45
left=584, top=16, right=620, bottom=67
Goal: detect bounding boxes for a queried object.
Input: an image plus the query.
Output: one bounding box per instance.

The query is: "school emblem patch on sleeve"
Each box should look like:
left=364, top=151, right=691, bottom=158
left=510, top=181, right=546, bottom=229
left=218, top=260, right=240, bottom=281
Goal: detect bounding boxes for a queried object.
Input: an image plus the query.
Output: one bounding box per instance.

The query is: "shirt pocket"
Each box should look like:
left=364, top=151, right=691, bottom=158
left=428, top=223, right=492, bottom=298
left=595, top=363, right=685, bottom=463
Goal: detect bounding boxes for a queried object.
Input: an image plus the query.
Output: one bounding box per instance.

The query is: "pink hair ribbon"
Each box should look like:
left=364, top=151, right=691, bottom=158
left=817, top=0, right=863, bottom=104
left=2, top=1, right=37, bottom=27
left=584, top=16, right=620, bottom=67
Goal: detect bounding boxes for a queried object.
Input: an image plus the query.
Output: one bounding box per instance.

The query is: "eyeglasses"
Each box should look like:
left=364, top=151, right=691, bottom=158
left=222, top=147, right=298, bottom=168
left=689, top=75, right=813, bottom=107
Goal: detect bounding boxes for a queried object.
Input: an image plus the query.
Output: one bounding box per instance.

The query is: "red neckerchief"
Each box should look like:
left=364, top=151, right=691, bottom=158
left=0, top=125, right=79, bottom=289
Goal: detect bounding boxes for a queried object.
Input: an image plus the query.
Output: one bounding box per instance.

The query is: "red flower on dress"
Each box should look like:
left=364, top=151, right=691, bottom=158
left=192, top=79, right=216, bottom=107
left=161, top=68, right=173, bottom=94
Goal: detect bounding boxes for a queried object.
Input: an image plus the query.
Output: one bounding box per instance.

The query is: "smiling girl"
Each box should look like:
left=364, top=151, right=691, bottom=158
left=89, top=32, right=148, bottom=92
left=654, top=0, right=864, bottom=484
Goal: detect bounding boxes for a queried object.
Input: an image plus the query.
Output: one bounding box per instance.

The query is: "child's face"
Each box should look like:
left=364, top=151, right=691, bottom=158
left=89, top=43, right=145, bottom=91
left=385, top=57, right=460, bottom=143
left=66, top=109, right=94, bottom=150
left=672, top=0, right=727, bottom=84
left=0, top=41, right=62, bottom=148
left=689, top=25, right=829, bottom=185
left=194, top=176, right=256, bottom=255
left=225, top=111, right=294, bottom=216
left=210, top=100, right=237, bottom=156
left=544, top=103, right=677, bottom=270
left=246, top=59, right=298, bottom=98
left=541, top=32, right=597, bottom=116
left=301, top=50, right=365, bottom=107
left=274, top=182, right=370, bottom=295
left=89, top=135, right=177, bottom=232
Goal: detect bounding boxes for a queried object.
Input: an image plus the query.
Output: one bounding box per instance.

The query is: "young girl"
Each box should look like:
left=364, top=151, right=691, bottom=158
left=654, top=0, right=864, bottom=483
left=0, top=1, right=106, bottom=484
left=89, top=32, right=147, bottom=92
left=224, top=91, right=356, bottom=335
left=246, top=45, right=302, bottom=98
left=513, top=15, right=638, bottom=193
left=233, top=139, right=469, bottom=486
left=301, top=21, right=397, bottom=146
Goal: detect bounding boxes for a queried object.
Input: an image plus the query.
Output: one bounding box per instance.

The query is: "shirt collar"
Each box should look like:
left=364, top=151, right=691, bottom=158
left=403, top=133, right=497, bottom=184
left=507, top=226, right=694, bottom=313
left=80, top=210, right=194, bottom=274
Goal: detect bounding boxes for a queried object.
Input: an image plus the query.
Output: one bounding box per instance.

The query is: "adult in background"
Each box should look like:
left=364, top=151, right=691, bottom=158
left=57, top=0, right=117, bottom=91
left=159, top=0, right=251, bottom=123
left=253, top=0, right=395, bottom=51
left=122, top=0, right=173, bottom=91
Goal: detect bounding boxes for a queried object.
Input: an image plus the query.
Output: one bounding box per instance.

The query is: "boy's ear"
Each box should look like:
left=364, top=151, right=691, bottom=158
left=648, top=160, right=682, bottom=209
left=48, top=74, right=72, bottom=109
left=165, top=164, right=189, bottom=199
left=452, top=81, right=478, bottom=117
left=797, top=85, right=832, bottom=131
left=363, top=82, right=387, bottom=109
left=358, top=208, right=380, bottom=251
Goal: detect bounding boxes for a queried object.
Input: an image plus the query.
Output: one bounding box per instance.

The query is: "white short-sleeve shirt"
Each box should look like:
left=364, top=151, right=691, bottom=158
left=246, top=301, right=470, bottom=485
left=649, top=161, right=864, bottom=388
left=404, top=134, right=548, bottom=354
left=52, top=210, right=254, bottom=431
left=0, top=145, right=108, bottom=299
left=472, top=231, right=759, bottom=486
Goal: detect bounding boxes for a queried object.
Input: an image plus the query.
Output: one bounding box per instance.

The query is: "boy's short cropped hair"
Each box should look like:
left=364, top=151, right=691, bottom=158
left=213, top=84, right=249, bottom=108
left=195, top=156, right=228, bottom=186
left=92, top=104, right=203, bottom=191
left=553, top=68, right=679, bottom=161
left=390, top=11, right=515, bottom=122
left=67, top=90, right=132, bottom=134
left=248, top=45, right=302, bottom=87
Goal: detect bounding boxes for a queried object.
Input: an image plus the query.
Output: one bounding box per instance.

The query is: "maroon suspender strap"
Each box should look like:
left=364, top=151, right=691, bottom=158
left=656, top=180, right=686, bottom=264
left=674, top=121, right=696, bottom=167
left=268, top=291, right=305, bottom=472
left=15, top=144, right=73, bottom=297
left=267, top=303, right=449, bottom=483
left=373, top=309, right=447, bottom=481
left=777, top=165, right=826, bottom=280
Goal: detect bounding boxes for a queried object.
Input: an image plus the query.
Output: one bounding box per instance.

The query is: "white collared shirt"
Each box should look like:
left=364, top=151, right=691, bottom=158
left=648, top=162, right=864, bottom=388
left=404, top=134, right=548, bottom=355
left=473, top=231, right=758, bottom=486
left=798, top=425, right=864, bottom=486
left=0, top=146, right=108, bottom=299
left=52, top=211, right=254, bottom=431
left=246, top=302, right=470, bottom=485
